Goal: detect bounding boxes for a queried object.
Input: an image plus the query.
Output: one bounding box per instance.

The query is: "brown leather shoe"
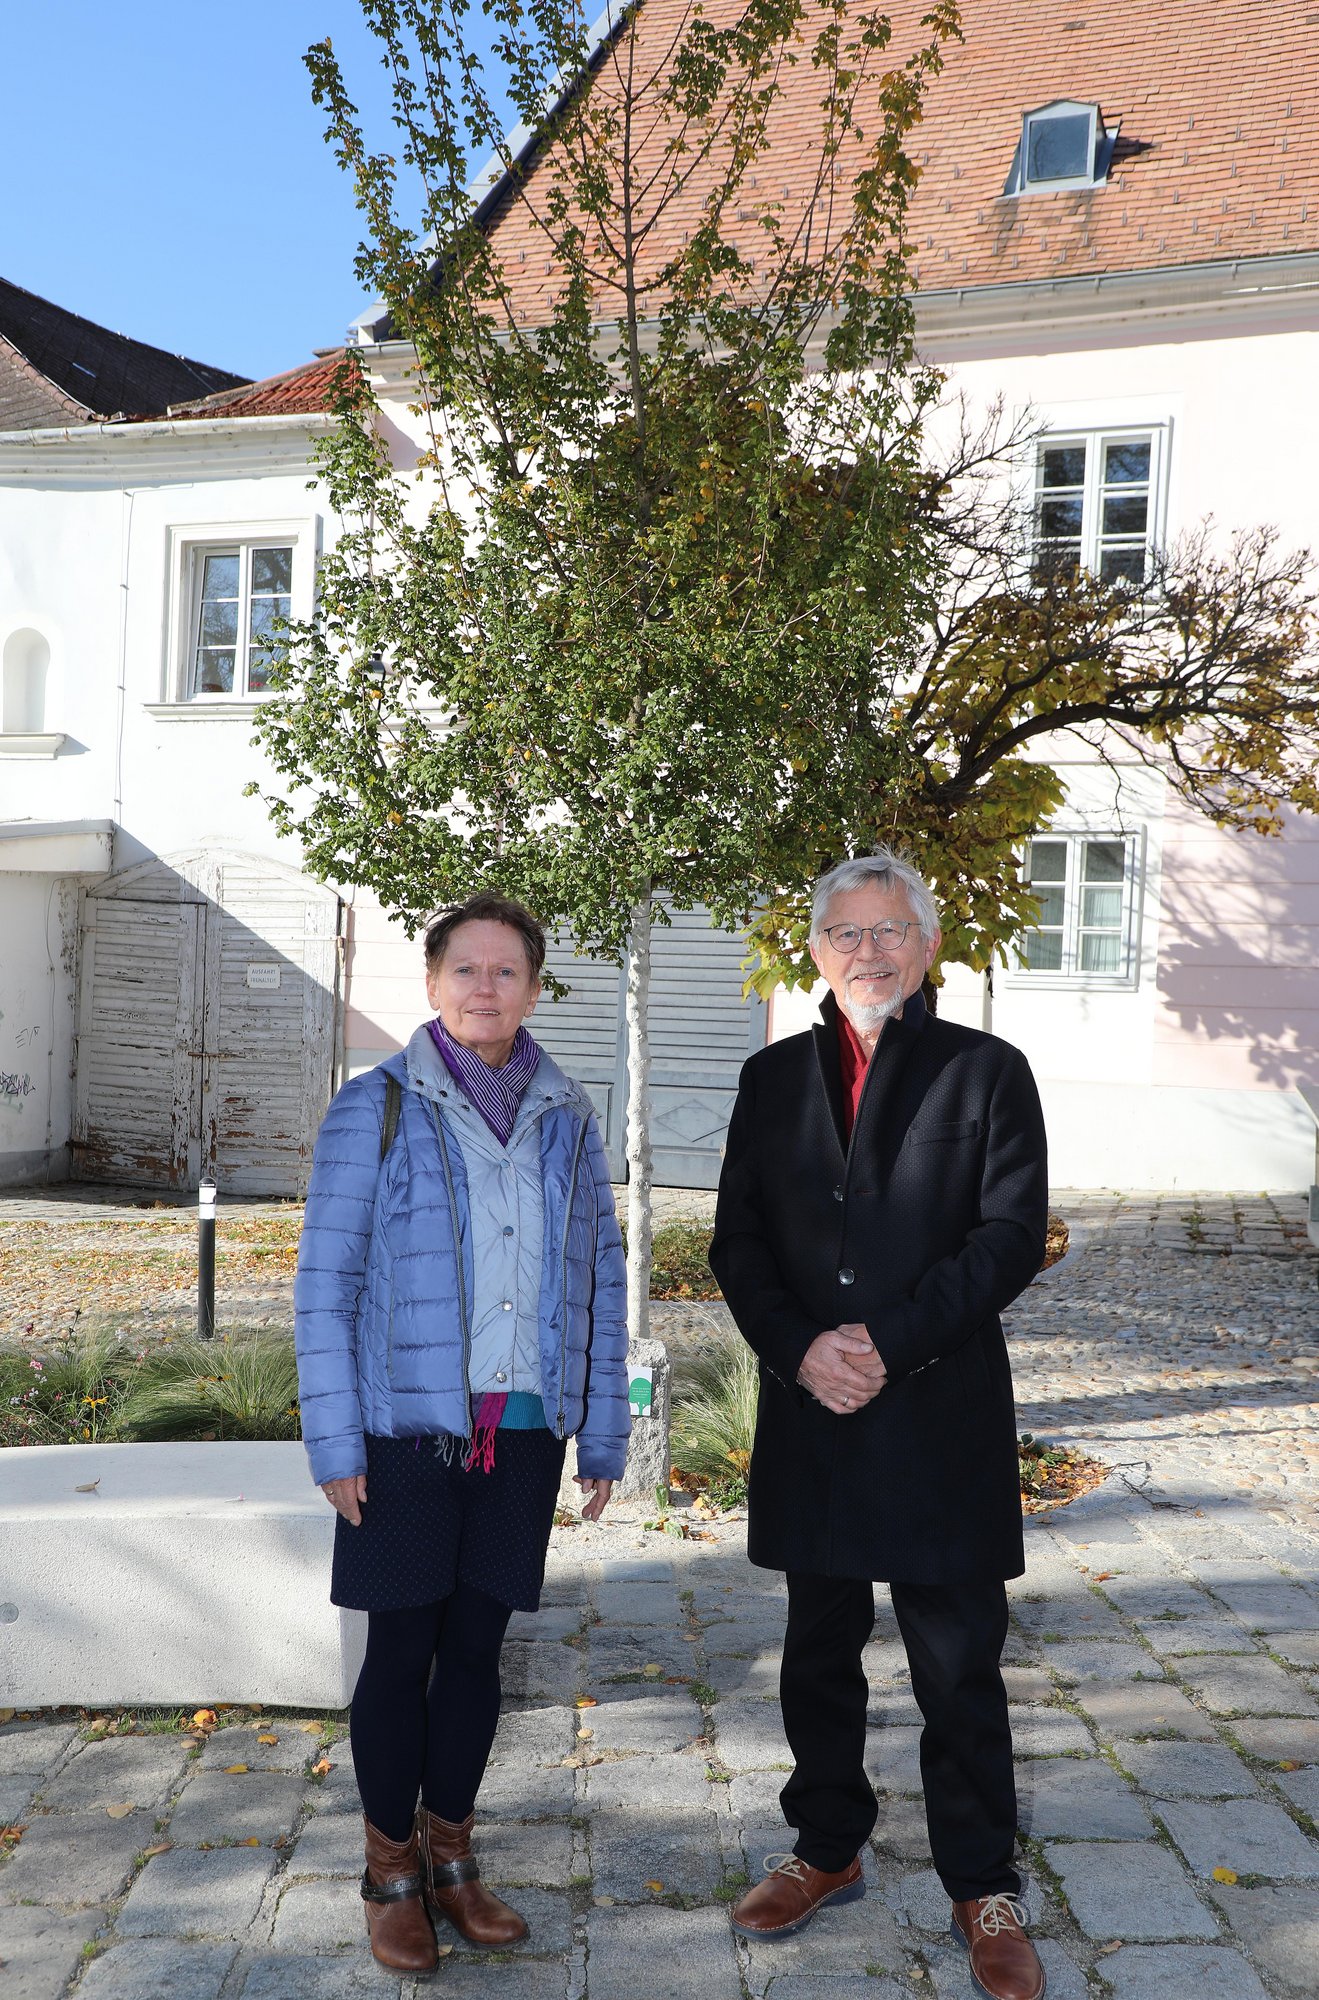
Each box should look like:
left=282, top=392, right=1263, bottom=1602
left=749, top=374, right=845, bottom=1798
left=951, top=1895, right=1046, bottom=2000
left=360, top=1816, right=438, bottom=1973
left=419, top=1806, right=529, bottom=1946
left=730, top=1852, right=865, bottom=1937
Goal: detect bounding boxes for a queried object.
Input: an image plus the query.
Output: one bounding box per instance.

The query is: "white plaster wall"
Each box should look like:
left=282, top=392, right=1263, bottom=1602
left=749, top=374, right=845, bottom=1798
left=0, top=875, right=78, bottom=1185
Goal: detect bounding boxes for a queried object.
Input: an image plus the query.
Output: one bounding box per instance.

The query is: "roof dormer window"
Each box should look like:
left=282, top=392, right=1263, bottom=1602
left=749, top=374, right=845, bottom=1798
left=1004, top=100, right=1118, bottom=195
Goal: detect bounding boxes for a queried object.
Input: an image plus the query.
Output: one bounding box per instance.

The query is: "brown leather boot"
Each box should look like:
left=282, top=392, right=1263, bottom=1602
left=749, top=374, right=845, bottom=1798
left=360, top=1816, right=439, bottom=1973
left=419, top=1806, right=529, bottom=1946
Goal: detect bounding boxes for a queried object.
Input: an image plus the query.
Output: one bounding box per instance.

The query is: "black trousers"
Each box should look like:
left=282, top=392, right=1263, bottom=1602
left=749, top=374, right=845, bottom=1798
left=779, top=1571, right=1019, bottom=1901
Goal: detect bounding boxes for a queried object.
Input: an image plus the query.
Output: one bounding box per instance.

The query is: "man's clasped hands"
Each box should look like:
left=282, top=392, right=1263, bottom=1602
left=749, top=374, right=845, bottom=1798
left=797, top=1322, right=888, bottom=1415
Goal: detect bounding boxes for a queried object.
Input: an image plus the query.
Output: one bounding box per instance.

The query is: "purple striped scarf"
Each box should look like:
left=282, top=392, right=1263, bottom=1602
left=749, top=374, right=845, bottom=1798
left=427, top=1015, right=540, bottom=1147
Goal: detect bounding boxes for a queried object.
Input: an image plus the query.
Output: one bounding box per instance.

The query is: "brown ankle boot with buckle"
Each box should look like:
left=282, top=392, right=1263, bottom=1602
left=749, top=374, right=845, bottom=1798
left=951, top=1894, right=1046, bottom=2000
left=419, top=1806, right=529, bottom=1946
left=360, top=1816, right=439, bottom=1973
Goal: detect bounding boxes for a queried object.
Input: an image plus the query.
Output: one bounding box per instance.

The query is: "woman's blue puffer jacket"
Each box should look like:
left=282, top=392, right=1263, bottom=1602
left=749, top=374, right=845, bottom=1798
left=294, top=1026, right=630, bottom=1488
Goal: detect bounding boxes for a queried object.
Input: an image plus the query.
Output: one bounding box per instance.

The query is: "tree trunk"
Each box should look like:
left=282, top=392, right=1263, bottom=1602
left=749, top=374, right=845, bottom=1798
left=624, top=885, right=653, bottom=1350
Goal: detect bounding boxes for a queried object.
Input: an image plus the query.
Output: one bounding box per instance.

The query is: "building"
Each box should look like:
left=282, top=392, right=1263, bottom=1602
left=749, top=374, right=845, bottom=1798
left=2, top=0, right=1317, bottom=1193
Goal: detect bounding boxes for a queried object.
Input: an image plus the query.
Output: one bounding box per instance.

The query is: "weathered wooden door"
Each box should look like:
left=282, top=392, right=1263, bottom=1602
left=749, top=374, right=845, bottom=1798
left=531, top=906, right=767, bottom=1189
left=73, top=852, right=339, bottom=1195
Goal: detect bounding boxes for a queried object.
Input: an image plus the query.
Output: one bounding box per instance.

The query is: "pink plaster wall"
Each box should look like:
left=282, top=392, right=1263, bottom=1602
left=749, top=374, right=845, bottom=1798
left=1152, top=802, right=1319, bottom=1093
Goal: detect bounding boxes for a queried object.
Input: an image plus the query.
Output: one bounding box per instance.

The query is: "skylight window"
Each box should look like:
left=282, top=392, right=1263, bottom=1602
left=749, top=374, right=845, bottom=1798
left=1004, top=100, right=1118, bottom=195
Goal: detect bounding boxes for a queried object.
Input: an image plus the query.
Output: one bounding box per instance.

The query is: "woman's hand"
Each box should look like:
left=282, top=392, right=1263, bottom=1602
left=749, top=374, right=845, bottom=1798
left=321, top=1474, right=368, bottom=1525
left=574, top=1476, right=614, bottom=1522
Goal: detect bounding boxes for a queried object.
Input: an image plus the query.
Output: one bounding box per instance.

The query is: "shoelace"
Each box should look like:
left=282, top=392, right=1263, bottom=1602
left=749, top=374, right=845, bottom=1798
left=761, top=1853, right=810, bottom=1881
left=973, top=1893, right=1029, bottom=1937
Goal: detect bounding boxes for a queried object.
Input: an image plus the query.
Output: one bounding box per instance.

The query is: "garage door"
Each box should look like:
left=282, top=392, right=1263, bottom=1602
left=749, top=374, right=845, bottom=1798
left=533, top=906, right=766, bottom=1188
left=72, top=850, right=339, bottom=1195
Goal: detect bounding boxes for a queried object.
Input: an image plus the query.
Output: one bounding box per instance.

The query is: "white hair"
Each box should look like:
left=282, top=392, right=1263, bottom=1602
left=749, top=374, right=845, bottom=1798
left=809, top=850, right=940, bottom=946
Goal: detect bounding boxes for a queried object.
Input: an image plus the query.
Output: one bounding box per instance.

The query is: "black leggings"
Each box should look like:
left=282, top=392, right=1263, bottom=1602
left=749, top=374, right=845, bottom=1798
left=350, top=1583, right=514, bottom=1842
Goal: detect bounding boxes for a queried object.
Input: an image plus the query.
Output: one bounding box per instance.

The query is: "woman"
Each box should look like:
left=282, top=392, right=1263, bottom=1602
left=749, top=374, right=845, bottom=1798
left=295, top=890, right=629, bottom=1974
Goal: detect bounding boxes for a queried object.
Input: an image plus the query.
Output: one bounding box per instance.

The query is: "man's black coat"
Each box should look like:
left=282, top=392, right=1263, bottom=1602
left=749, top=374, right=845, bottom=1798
left=709, top=989, right=1048, bottom=1585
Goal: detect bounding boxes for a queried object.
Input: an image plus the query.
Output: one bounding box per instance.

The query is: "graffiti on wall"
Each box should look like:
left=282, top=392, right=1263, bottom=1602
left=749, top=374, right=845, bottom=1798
left=1, top=1071, right=36, bottom=1100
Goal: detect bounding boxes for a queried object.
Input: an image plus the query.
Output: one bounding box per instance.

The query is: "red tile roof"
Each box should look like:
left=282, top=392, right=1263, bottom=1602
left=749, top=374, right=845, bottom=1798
left=166, top=349, right=355, bottom=420
left=478, top=0, right=1319, bottom=321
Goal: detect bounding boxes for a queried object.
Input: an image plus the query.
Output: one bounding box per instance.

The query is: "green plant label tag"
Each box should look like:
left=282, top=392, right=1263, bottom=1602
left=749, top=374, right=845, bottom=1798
left=628, top=1368, right=654, bottom=1417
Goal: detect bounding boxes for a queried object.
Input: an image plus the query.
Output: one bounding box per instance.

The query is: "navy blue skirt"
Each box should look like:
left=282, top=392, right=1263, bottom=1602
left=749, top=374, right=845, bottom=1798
left=331, top=1429, right=567, bottom=1614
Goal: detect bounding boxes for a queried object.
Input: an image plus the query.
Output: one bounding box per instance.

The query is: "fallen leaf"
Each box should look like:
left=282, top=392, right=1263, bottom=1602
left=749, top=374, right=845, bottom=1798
left=256, top=1733, right=278, bottom=1746
left=644, top=1879, right=664, bottom=1893
left=310, top=1757, right=332, bottom=1777
left=106, top=1803, right=135, bottom=1819
left=1212, top=1866, right=1238, bottom=1885
left=223, top=1764, right=249, bottom=1775
left=594, top=1895, right=616, bottom=1907
left=575, top=1696, right=598, bottom=1709
left=0, top=1825, right=27, bottom=1844
left=1278, top=1760, right=1302, bottom=1772
left=192, top=1710, right=217, bottom=1731
left=74, top=1480, right=101, bottom=1493
left=1093, top=1571, right=1116, bottom=1582
left=1097, top=1941, right=1122, bottom=1956
left=241, top=1836, right=261, bottom=1847
left=0, top=1709, right=13, bottom=1725
left=642, top=1664, right=662, bottom=1678
left=436, top=1944, right=454, bottom=1959
left=142, top=1842, right=172, bottom=1858
left=299, top=1721, right=324, bottom=1735
left=576, top=1728, right=594, bottom=1740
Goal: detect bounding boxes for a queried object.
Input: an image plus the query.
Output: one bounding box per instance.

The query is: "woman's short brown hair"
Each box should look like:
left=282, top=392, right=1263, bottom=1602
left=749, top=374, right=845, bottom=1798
left=423, top=892, right=547, bottom=980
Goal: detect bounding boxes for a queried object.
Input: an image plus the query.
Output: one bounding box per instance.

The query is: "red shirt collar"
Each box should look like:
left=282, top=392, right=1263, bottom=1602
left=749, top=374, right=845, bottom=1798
left=836, top=1004, right=871, bottom=1141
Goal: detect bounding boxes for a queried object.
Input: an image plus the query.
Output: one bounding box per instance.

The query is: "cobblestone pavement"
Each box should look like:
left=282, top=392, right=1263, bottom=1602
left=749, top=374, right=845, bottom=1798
left=2, top=1189, right=1317, bottom=1998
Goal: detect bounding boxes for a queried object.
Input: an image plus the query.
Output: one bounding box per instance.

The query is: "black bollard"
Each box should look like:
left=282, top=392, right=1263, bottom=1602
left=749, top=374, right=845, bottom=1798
left=198, top=1179, right=217, bottom=1339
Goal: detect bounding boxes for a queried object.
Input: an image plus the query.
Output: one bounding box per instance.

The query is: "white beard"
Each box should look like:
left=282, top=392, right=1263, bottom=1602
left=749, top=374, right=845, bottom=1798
left=843, top=977, right=905, bottom=1035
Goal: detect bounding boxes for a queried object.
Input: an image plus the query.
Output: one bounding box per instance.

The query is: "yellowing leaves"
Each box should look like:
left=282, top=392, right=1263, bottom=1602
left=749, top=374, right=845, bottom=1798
left=1212, top=1866, right=1239, bottom=1885
left=105, top=1803, right=135, bottom=1819
left=223, top=1764, right=250, bottom=1775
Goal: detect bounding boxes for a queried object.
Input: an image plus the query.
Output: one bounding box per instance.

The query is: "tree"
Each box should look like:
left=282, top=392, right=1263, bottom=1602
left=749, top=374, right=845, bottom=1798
left=255, top=0, right=965, bottom=1340
left=256, top=0, right=1319, bottom=1343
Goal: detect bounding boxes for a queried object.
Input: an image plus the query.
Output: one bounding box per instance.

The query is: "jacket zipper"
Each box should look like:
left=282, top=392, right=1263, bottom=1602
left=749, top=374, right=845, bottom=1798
left=428, top=1100, right=473, bottom=1439
left=557, top=1116, right=589, bottom=1439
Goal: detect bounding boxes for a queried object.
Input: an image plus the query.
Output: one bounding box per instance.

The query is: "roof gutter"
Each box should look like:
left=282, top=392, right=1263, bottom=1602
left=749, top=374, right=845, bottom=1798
left=0, top=411, right=339, bottom=449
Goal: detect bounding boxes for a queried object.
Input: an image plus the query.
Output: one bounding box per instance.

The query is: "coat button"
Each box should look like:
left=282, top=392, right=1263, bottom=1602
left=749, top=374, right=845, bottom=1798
left=838, top=1267, right=855, bottom=1285
left=501, top=1300, right=513, bottom=1311
left=503, top=1225, right=514, bottom=1237
left=495, top=1370, right=508, bottom=1383
left=833, top=1185, right=844, bottom=1202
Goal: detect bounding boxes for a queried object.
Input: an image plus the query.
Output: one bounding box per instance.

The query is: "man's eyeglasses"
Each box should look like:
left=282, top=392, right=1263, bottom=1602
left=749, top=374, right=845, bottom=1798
left=821, top=921, right=915, bottom=953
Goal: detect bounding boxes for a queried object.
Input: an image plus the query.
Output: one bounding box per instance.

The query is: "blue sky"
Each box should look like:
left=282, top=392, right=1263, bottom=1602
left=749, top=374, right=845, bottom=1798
left=3, top=2, right=510, bottom=384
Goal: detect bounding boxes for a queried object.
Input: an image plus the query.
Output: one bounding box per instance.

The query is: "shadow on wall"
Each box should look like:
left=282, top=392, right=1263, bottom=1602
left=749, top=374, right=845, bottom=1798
left=1153, top=823, right=1319, bottom=1093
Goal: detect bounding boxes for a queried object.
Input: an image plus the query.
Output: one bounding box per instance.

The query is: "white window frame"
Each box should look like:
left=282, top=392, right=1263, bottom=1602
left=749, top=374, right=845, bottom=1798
left=1028, top=425, right=1170, bottom=587
left=1007, top=829, right=1145, bottom=989
left=1004, top=100, right=1118, bottom=197
left=157, top=520, right=317, bottom=710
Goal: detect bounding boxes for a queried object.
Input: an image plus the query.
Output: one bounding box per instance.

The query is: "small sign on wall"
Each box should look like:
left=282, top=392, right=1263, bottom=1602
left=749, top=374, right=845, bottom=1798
left=246, top=963, right=282, bottom=991
left=628, top=1366, right=654, bottom=1418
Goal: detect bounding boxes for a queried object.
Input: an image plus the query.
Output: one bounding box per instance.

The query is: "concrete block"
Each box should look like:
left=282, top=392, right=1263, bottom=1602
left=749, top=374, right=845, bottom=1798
left=1115, top=1740, right=1259, bottom=1798
left=490, top=1703, right=578, bottom=1766
left=199, top=1725, right=317, bottom=1774
left=581, top=1748, right=715, bottom=1810
left=1276, top=1765, right=1319, bottom=1817
left=40, top=1735, right=191, bottom=1812
left=1068, top=1679, right=1217, bottom=1741
left=269, top=1877, right=370, bottom=1953
left=167, top=1770, right=306, bottom=1848
left=1005, top=1706, right=1095, bottom=1756
left=865, top=1724, right=924, bottom=1793
left=592, top=1577, right=684, bottom=1625
left=0, top=1443, right=366, bottom=1708
left=0, top=1807, right=147, bottom=1907
left=1157, top=1798, right=1319, bottom=1879
left=1232, top=1718, right=1319, bottom=1763
left=237, top=1956, right=403, bottom=1999
left=1177, top=1656, right=1317, bottom=1718
left=1016, top=1755, right=1151, bottom=1839
left=1268, top=1632, right=1319, bottom=1668
left=586, top=1901, right=742, bottom=1999
left=589, top=1805, right=724, bottom=1900
left=1040, top=1641, right=1163, bottom=1683
left=1100, top=1945, right=1268, bottom=2000
left=1045, top=1840, right=1218, bottom=1940
left=474, top=1817, right=574, bottom=1888
left=1136, top=1618, right=1258, bottom=1658
left=713, top=1699, right=792, bottom=1770
left=283, top=1808, right=363, bottom=1878
left=415, top=1963, right=569, bottom=2000
left=1208, top=1881, right=1319, bottom=1998
left=78, top=1941, right=237, bottom=2000
left=0, top=1904, right=101, bottom=2000
left=928, top=1942, right=1089, bottom=2000
left=740, top=1880, right=905, bottom=1990
left=581, top=1694, right=703, bottom=1756
left=115, top=1843, right=277, bottom=1937
left=558, top=1337, right=671, bottom=1507
left=499, top=1639, right=583, bottom=1706
left=0, top=1719, right=78, bottom=1774
left=0, top=1775, right=34, bottom=1821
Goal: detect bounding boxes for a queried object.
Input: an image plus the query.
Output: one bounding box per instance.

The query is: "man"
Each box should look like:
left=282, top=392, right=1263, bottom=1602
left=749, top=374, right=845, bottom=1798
left=710, top=851, right=1049, bottom=2000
